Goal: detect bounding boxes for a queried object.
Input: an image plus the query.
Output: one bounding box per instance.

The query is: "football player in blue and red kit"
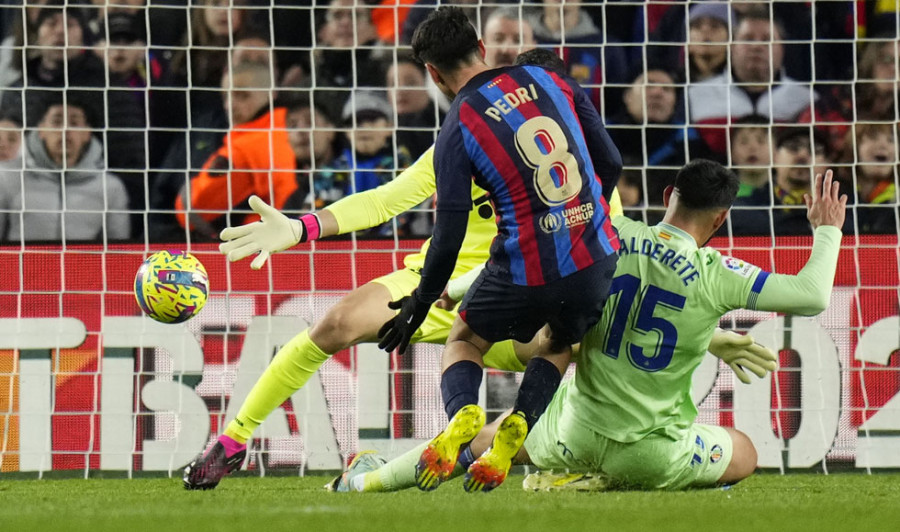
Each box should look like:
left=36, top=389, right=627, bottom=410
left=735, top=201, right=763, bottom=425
left=376, top=8, right=622, bottom=493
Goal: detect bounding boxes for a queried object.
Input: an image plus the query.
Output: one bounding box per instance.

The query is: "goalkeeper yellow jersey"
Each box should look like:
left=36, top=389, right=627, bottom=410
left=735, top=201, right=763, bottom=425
left=325, top=146, right=623, bottom=279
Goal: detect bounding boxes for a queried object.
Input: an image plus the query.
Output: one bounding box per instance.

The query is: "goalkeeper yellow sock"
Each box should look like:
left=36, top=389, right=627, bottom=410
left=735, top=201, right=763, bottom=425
left=224, top=329, right=330, bottom=444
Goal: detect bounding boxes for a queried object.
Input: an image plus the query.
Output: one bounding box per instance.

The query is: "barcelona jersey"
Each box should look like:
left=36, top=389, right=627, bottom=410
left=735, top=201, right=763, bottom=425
left=433, top=65, right=622, bottom=286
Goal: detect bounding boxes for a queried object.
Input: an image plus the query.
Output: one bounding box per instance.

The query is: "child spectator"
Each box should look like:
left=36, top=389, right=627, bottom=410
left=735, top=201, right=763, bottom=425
left=843, top=123, right=898, bottom=233
left=730, top=126, right=831, bottom=236
left=729, top=116, right=772, bottom=197
left=339, top=90, right=410, bottom=195
left=338, top=90, right=418, bottom=235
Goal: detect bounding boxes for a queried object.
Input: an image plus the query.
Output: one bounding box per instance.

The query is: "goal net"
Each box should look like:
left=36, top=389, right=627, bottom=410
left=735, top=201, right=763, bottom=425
left=0, top=1, right=898, bottom=477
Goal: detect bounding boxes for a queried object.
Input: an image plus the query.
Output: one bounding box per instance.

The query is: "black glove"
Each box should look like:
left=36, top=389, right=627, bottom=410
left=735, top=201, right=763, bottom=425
left=377, top=291, right=431, bottom=354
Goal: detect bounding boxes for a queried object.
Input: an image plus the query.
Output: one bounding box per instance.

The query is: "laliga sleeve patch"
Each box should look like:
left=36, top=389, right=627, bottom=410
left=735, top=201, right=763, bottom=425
left=721, top=256, right=757, bottom=278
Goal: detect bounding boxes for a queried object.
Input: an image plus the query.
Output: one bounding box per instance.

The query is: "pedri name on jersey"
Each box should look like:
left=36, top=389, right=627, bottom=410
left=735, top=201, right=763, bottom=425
left=618, top=237, right=700, bottom=286
left=484, top=83, right=540, bottom=122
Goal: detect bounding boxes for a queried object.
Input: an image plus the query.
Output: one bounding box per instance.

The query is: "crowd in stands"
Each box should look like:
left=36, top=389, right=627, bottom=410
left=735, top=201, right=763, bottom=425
left=0, top=0, right=896, bottom=243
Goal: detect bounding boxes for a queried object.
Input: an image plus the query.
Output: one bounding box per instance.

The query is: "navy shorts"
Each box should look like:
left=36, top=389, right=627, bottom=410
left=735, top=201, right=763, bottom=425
left=458, top=253, right=617, bottom=344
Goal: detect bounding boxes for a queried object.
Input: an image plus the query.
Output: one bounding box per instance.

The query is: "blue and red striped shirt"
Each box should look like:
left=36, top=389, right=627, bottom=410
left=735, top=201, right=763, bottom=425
left=433, top=65, right=622, bottom=286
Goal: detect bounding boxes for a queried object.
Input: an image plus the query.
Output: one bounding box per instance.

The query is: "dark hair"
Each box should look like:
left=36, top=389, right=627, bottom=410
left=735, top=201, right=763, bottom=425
left=35, top=90, right=100, bottom=129
left=394, top=48, right=425, bottom=70
left=774, top=125, right=828, bottom=153
left=728, top=114, right=771, bottom=140
left=514, top=48, right=565, bottom=73
left=282, top=90, right=338, bottom=125
left=34, top=1, right=94, bottom=47
left=673, top=159, right=739, bottom=210
left=411, top=7, right=480, bottom=72
left=734, top=4, right=786, bottom=41
left=0, top=107, right=22, bottom=127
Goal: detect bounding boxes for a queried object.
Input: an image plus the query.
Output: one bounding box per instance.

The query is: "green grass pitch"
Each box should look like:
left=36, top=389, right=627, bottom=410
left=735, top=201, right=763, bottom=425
left=1, top=473, right=898, bottom=531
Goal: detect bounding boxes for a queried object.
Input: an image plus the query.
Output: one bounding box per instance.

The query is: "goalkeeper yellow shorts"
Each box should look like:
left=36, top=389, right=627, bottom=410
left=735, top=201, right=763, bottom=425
left=371, top=267, right=525, bottom=372
left=524, top=381, right=733, bottom=490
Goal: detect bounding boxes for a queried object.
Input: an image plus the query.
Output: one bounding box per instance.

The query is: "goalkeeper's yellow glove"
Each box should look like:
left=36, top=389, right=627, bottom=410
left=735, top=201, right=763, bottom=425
left=219, top=195, right=318, bottom=270
left=708, top=330, right=778, bottom=385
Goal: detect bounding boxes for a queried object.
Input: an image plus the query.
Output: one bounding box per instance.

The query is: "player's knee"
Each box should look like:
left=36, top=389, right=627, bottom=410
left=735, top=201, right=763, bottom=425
left=721, top=428, right=757, bottom=484
left=311, top=303, right=365, bottom=350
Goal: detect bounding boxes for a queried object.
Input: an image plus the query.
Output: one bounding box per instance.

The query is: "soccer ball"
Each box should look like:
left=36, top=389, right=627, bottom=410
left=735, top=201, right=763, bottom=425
left=134, top=250, right=209, bottom=324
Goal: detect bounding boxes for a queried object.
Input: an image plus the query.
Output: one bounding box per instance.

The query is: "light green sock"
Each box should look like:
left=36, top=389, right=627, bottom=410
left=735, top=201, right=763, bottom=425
left=358, top=442, right=467, bottom=492
left=224, top=329, right=330, bottom=443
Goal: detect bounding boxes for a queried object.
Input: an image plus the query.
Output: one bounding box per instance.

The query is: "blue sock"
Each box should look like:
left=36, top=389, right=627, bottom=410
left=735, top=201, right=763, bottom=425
left=457, top=446, right=476, bottom=469
left=513, top=357, right=562, bottom=430
left=440, top=360, right=483, bottom=420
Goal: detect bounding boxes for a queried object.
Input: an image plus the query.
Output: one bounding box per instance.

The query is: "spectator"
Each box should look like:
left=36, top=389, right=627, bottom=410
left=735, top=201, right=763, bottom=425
left=843, top=123, right=898, bottom=234
left=283, top=97, right=348, bottom=212
left=482, top=6, right=535, bottom=68
left=688, top=7, right=818, bottom=154
left=150, top=0, right=266, bottom=181
left=175, top=62, right=296, bottom=239
left=856, top=38, right=898, bottom=122
left=337, top=90, right=417, bottom=235
left=524, top=0, right=629, bottom=110
left=607, top=68, right=711, bottom=207
left=150, top=34, right=287, bottom=242
left=313, top=0, right=388, bottom=120
left=0, top=93, right=130, bottom=242
left=1, top=2, right=106, bottom=128
left=87, top=0, right=145, bottom=19
left=95, top=11, right=149, bottom=232
left=231, top=32, right=307, bottom=88
left=387, top=50, right=443, bottom=160
left=616, top=158, right=645, bottom=217
left=647, top=2, right=732, bottom=84
left=729, top=125, right=831, bottom=236
left=729, top=116, right=772, bottom=198
left=166, top=0, right=264, bottom=90
left=339, top=90, right=410, bottom=195
left=0, top=110, right=22, bottom=163
left=686, top=2, right=731, bottom=82
left=0, top=0, right=48, bottom=101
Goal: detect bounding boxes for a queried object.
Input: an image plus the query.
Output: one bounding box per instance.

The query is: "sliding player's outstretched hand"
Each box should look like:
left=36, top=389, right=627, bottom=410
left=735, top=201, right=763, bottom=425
left=708, top=330, right=778, bottom=384
left=219, top=195, right=304, bottom=270
left=377, top=290, right=431, bottom=355
left=805, top=169, right=848, bottom=230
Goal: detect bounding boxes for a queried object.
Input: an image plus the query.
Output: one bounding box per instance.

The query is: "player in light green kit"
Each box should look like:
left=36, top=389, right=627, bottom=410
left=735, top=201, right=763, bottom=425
left=334, top=159, right=845, bottom=492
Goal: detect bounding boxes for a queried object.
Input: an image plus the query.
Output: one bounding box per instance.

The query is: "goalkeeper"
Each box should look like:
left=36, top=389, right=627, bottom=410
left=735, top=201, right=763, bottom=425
left=329, top=161, right=844, bottom=492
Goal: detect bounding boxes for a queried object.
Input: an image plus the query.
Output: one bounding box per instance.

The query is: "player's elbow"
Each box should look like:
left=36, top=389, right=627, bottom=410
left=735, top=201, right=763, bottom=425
left=792, top=291, right=831, bottom=316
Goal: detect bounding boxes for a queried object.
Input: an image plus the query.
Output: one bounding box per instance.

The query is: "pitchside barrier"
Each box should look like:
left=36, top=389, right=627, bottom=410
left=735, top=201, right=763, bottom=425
left=1, top=235, right=898, bottom=477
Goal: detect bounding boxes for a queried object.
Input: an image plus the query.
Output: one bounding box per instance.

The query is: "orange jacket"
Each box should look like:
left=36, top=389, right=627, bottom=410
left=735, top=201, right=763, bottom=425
left=176, top=107, right=297, bottom=229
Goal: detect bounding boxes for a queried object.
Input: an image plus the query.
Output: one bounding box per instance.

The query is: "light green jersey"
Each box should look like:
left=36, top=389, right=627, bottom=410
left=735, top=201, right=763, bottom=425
left=565, top=216, right=842, bottom=443
left=565, top=217, right=771, bottom=443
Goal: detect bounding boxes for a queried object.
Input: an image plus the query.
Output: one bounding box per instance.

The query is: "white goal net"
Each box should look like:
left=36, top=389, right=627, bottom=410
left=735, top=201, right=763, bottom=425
left=0, top=1, right=898, bottom=477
